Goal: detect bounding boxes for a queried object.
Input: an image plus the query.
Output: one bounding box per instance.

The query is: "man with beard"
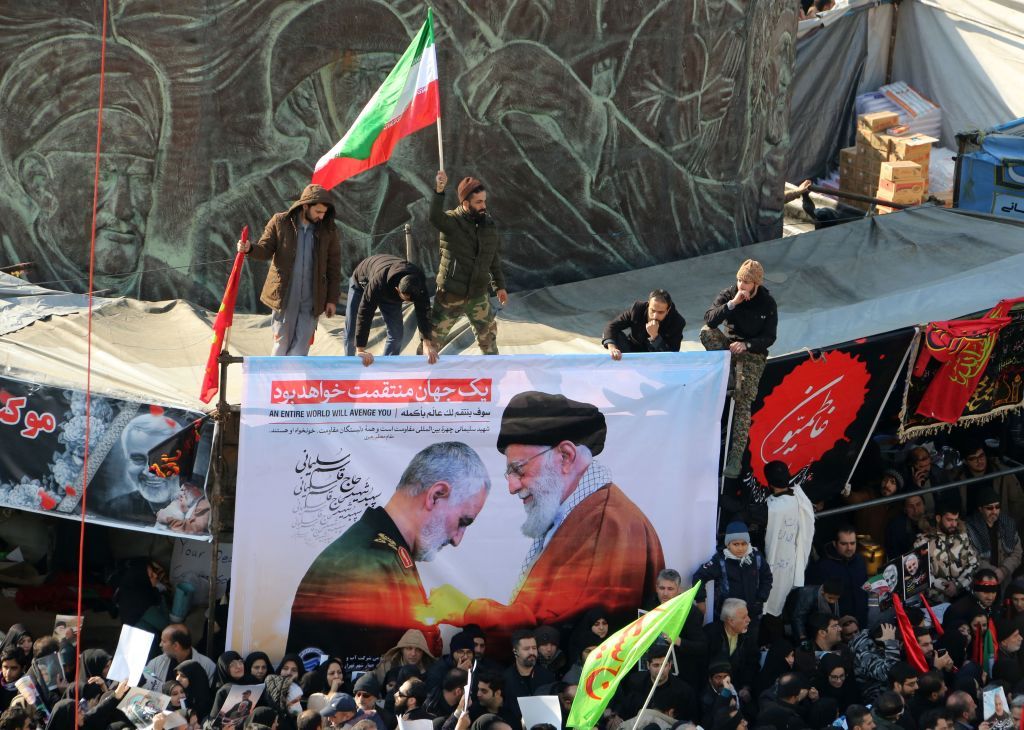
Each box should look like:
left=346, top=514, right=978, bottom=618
left=429, top=171, right=507, bottom=354
left=393, top=678, right=433, bottom=721
left=238, top=184, right=341, bottom=356
left=103, top=411, right=182, bottom=523
left=942, top=569, right=1003, bottom=628
left=451, top=391, right=664, bottom=632
left=287, top=442, right=490, bottom=657
left=917, top=499, right=978, bottom=603
left=964, top=486, right=1023, bottom=585
left=501, top=631, right=555, bottom=726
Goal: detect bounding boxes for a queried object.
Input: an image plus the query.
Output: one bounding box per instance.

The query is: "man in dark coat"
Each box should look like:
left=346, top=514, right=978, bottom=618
left=345, top=254, right=438, bottom=365
left=238, top=184, right=342, bottom=356
left=602, top=290, right=685, bottom=359
left=704, top=598, right=759, bottom=703
left=287, top=442, right=490, bottom=657
left=429, top=171, right=506, bottom=354
left=701, top=259, right=777, bottom=481
left=807, top=525, right=869, bottom=625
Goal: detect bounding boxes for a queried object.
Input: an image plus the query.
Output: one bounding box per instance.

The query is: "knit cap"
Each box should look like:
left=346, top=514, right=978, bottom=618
left=457, top=176, right=484, bottom=202
left=723, top=521, right=750, bottom=544
left=736, top=259, right=764, bottom=286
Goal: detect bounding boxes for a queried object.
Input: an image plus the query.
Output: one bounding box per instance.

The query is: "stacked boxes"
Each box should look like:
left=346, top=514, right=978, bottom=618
left=839, top=112, right=938, bottom=212
left=876, top=161, right=925, bottom=213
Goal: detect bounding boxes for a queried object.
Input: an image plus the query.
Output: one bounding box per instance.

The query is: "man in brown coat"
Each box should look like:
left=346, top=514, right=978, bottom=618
left=237, top=184, right=341, bottom=355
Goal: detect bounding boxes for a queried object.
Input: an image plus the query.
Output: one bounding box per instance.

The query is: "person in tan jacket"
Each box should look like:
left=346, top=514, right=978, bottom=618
left=237, top=184, right=341, bottom=355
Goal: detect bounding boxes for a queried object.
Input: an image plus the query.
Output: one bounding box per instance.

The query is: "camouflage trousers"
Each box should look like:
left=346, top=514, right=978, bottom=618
left=700, top=326, right=767, bottom=478
left=430, top=291, right=498, bottom=355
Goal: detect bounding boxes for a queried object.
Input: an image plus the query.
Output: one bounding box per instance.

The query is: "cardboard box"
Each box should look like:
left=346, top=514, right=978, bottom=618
left=891, top=134, right=938, bottom=162
left=881, top=161, right=924, bottom=182
left=875, top=188, right=923, bottom=205
left=858, top=111, right=900, bottom=133
left=878, top=177, right=926, bottom=197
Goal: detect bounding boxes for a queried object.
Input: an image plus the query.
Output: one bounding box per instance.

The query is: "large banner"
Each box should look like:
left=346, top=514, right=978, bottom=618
left=0, top=376, right=212, bottom=539
left=229, top=353, right=728, bottom=664
left=740, top=329, right=916, bottom=491
left=900, top=298, right=1024, bottom=439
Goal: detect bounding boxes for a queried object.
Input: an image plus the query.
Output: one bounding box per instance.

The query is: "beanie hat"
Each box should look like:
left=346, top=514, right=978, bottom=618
left=723, top=521, right=750, bottom=544
left=450, top=632, right=476, bottom=653
left=534, top=625, right=560, bottom=647
left=353, top=672, right=381, bottom=696
left=457, top=176, right=484, bottom=202
left=737, top=259, right=764, bottom=286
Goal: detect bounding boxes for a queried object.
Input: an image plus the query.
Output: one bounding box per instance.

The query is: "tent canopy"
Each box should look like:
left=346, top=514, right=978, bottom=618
left=2, top=206, right=1023, bottom=412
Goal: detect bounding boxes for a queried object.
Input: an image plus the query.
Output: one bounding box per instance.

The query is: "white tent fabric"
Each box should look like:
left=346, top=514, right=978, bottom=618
left=892, top=0, right=1024, bottom=146
left=2, top=206, right=1023, bottom=412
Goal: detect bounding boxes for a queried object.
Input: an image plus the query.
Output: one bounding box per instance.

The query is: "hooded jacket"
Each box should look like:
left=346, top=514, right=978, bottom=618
left=692, top=545, right=772, bottom=614
left=429, top=191, right=505, bottom=298
left=372, top=629, right=435, bottom=683
left=249, top=184, right=342, bottom=315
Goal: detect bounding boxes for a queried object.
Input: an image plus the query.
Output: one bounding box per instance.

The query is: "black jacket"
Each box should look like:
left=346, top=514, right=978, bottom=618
left=352, top=254, right=431, bottom=347
left=704, top=285, right=778, bottom=354
left=807, top=542, right=869, bottom=625
left=603, top=300, right=685, bottom=352
left=430, top=192, right=505, bottom=298
left=692, top=549, right=773, bottom=616
left=703, top=621, right=760, bottom=693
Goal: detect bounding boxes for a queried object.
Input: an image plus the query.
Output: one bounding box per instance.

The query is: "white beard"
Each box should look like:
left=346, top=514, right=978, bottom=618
left=520, top=460, right=564, bottom=539
left=415, top=512, right=450, bottom=562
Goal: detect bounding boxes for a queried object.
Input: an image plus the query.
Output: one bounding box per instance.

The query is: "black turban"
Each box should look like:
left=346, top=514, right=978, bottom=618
left=496, top=391, right=606, bottom=455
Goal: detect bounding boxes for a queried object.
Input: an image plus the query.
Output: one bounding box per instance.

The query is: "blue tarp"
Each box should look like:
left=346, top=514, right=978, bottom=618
left=957, top=118, right=1024, bottom=222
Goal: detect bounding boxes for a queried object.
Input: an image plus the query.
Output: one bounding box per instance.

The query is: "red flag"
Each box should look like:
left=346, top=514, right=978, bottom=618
left=985, top=296, right=1024, bottom=319
left=913, top=317, right=1011, bottom=422
left=920, top=595, right=944, bottom=637
left=200, top=227, right=247, bottom=403
left=892, top=593, right=929, bottom=673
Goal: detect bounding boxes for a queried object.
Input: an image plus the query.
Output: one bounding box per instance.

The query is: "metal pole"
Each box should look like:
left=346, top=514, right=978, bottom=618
left=808, top=184, right=912, bottom=210
left=814, top=459, right=1024, bottom=519
left=628, top=649, right=673, bottom=730
left=404, top=223, right=414, bottom=264
left=205, top=419, right=223, bottom=657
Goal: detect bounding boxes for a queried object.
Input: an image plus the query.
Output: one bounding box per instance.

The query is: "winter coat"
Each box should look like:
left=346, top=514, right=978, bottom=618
left=692, top=547, right=772, bottom=616
left=807, top=542, right=869, bottom=625
left=602, top=300, right=686, bottom=352
left=429, top=191, right=505, bottom=298
left=849, top=630, right=901, bottom=702
left=916, top=525, right=979, bottom=602
left=704, top=285, right=778, bottom=354
left=351, top=254, right=431, bottom=347
left=248, top=184, right=342, bottom=315
left=372, top=629, right=436, bottom=684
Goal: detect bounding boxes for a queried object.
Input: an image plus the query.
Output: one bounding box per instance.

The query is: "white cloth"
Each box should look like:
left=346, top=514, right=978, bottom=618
left=763, top=487, right=816, bottom=616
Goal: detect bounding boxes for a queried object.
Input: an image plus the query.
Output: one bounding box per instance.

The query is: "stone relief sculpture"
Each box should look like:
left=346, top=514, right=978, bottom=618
left=0, top=0, right=794, bottom=310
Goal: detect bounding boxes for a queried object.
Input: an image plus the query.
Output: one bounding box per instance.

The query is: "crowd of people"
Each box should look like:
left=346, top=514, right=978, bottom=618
left=3, top=459, right=1024, bottom=730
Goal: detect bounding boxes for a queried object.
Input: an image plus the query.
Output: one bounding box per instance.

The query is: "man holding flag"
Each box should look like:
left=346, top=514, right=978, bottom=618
left=237, top=184, right=341, bottom=356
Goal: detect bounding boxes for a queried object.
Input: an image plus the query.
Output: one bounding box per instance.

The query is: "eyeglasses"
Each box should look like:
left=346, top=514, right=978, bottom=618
left=504, top=446, right=557, bottom=479
left=395, top=691, right=409, bottom=698
left=354, top=691, right=372, bottom=699
left=829, top=673, right=846, bottom=681
left=965, top=452, right=986, bottom=461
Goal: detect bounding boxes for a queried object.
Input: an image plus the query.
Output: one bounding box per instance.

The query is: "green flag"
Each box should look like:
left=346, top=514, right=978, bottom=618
left=566, top=583, right=701, bottom=728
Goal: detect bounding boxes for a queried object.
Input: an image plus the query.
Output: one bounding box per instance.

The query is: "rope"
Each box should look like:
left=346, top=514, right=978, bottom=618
left=75, top=0, right=109, bottom=724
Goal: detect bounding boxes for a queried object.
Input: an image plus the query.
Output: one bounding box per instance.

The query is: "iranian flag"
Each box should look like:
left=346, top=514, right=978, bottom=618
left=312, top=9, right=439, bottom=190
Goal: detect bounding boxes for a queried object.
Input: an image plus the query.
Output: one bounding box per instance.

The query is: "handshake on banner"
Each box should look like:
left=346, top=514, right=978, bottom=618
left=415, top=583, right=473, bottom=625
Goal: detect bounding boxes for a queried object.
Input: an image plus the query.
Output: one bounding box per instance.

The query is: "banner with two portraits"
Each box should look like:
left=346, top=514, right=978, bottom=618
left=228, top=353, right=729, bottom=666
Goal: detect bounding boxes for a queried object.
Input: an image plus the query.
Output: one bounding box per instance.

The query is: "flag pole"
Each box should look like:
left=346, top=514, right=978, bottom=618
left=436, top=116, right=445, bottom=172
left=628, top=651, right=673, bottom=730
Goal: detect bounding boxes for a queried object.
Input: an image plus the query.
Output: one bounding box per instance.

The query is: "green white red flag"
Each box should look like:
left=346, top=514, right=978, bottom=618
left=312, top=9, right=439, bottom=190
left=566, top=583, right=700, bottom=728
left=199, top=227, right=247, bottom=403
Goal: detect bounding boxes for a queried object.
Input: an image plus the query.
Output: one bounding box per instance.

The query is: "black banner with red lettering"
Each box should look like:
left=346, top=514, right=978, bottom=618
left=900, top=298, right=1024, bottom=439
left=0, top=376, right=212, bottom=539
left=741, top=328, right=917, bottom=493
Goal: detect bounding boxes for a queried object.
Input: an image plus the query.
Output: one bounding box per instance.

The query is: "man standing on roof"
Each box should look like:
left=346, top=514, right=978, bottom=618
left=237, top=184, right=342, bottom=356
left=701, top=259, right=778, bottom=484
left=344, top=254, right=439, bottom=366
left=428, top=170, right=507, bottom=354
